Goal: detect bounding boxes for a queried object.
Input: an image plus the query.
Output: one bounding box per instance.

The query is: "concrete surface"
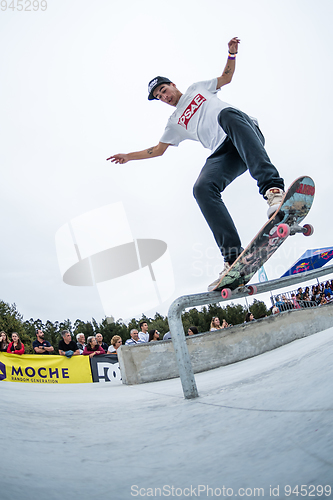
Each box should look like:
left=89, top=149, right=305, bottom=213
left=2, top=325, right=333, bottom=500
left=119, top=303, right=333, bottom=385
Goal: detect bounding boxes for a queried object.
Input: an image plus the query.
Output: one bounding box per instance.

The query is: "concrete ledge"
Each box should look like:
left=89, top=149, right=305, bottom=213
left=118, top=303, right=333, bottom=385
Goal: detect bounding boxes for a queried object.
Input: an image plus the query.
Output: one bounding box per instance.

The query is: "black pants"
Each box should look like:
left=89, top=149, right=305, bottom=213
left=193, top=107, right=285, bottom=263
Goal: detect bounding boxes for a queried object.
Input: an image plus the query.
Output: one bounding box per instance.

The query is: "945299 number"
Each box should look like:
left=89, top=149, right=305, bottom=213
left=1, top=0, right=47, bottom=11
left=285, top=485, right=331, bottom=496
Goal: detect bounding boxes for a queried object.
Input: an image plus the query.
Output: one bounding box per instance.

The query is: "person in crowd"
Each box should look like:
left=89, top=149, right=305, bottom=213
left=95, top=333, right=109, bottom=352
left=138, top=321, right=149, bottom=343
left=314, top=287, right=322, bottom=302
left=108, top=335, right=123, bottom=354
left=326, top=292, right=333, bottom=304
left=297, top=287, right=304, bottom=300
left=281, top=294, right=293, bottom=310
left=82, top=336, right=105, bottom=357
left=7, top=332, right=25, bottom=355
left=245, top=312, right=255, bottom=322
left=125, top=329, right=143, bottom=345
left=274, top=296, right=284, bottom=312
left=311, top=287, right=318, bottom=303
left=58, top=330, right=80, bottom=358
left=221, top=319, right=230, bottom=328
left=319, top=295, right=327, bottom=306
left=302, top=291, right=311, bottom=306
left=210, top=317, right=222, bottom=331
left=295, top=292, right=303, bottom=305
left=291, top=293, right=301, bottom=309
left=76, top=333, right=86, bottom=354
left=272, top=305, right=280, bottom=314
left=148, top=329, right=160, bottom=342
left=187, top=326, right=199, bottom=336
left=0, top=331, right=10, bottom=352
left=33, top=329, right=54, bottom=355
left=163, top=331, right=172, bottom=340
left=324, top=282, right=332, bottom=298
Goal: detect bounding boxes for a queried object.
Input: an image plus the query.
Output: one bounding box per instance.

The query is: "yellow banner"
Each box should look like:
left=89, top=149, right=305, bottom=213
left=0, top=353, right=92, bottom=384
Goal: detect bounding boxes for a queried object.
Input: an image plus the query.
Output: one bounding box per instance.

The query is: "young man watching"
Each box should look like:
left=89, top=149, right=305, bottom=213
left=33, top=329, right=54, bottom=355
left=138, top=321, right=149, bottom=343
left=107, top=37, right=285, bottom=290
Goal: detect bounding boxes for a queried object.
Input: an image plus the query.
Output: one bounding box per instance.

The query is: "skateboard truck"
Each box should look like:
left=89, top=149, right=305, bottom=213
left=277, top=221, right=314, bottom=239
left=221, top=284, right=257, bottom=300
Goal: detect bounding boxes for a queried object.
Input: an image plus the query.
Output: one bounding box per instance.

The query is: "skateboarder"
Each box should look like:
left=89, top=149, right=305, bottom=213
left=107, top=37, right=285, bottom=290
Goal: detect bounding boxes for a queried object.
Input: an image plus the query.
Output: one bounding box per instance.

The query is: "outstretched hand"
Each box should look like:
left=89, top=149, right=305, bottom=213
left=228, top=37, right=240, bottom=54
left=106, top=154, right=129, bottom=164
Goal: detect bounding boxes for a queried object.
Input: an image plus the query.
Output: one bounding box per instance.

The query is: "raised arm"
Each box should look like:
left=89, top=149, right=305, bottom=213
left=216, top=37, right=240, bottom=90
left=107, top=142, right=170, bottom=164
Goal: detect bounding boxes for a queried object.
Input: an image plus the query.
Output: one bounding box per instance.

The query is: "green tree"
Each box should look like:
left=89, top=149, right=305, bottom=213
left=249, top=299, right=270, bottom=319
left=149, top=312, right=169, bottom=336
left=44, top=320, right=62, bottom=355
left=98, top=318, right=128, bottom=344
left=224, top=303, right=246, bottom=326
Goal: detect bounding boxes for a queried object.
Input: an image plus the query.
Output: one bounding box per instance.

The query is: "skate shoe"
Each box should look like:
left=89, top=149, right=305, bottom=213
left=266, top=187, right=284, bottom=218
left=207, top=261, right=231, bottom=292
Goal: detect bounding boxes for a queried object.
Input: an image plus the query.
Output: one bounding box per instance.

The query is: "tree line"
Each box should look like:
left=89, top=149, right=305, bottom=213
left=0, top=298, right=270, bottom=354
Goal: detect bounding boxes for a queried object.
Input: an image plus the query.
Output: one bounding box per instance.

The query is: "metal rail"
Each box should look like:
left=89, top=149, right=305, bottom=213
left=168, top=264, right=333, bottom=399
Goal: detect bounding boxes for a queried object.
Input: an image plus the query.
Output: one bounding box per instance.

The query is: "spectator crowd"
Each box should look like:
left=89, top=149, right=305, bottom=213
left=0, top=321, right=167, bottom=357
left=272, top=280, right=333, bottom=313
left=1, top=282, right=332, bottom=357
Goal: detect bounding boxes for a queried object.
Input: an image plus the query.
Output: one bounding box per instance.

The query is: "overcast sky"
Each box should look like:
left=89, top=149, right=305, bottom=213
left=1, top=0, right=332, bottom=324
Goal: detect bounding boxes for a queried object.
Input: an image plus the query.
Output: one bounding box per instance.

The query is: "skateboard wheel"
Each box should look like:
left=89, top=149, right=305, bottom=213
left=277, top=223, right=290, bottom=239
left=248, top=285, right=257, bottom=296
left=303, top=223, right=314, bottom=236
left=221, top=288, right=232, bottom=299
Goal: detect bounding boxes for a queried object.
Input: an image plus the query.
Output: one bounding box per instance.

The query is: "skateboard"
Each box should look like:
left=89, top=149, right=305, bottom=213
left=210, top=176, right=315, bottom=298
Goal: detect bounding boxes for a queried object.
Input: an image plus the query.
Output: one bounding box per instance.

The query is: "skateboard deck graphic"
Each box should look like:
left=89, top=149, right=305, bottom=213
left=210, top=176, right=315, bottom=296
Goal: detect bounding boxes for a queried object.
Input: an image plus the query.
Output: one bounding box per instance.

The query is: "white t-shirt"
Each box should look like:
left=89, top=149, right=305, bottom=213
left=138, top=332, right=149, bottom=343
left=160, top=78, right=235, bottom=153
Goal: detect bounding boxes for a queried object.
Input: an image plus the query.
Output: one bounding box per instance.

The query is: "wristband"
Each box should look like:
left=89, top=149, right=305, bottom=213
left=228, top=52, right=237, bottom=60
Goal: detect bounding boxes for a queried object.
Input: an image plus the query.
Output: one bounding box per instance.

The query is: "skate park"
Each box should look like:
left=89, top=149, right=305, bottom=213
left=2, top=266, right=333, bottom=500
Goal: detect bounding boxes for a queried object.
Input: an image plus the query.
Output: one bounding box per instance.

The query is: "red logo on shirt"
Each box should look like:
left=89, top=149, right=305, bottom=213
left=178, top=94, right=206, bottom=129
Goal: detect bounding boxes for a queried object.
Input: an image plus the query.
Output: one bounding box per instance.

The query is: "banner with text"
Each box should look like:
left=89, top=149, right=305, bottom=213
left=89, top=354, right=122, bottom=384
left=0, top=353, right=93, bottom=384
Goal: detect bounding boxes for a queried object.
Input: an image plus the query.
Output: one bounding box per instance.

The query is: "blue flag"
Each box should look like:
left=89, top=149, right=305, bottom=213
left=258, top=265, right=268, bottom=282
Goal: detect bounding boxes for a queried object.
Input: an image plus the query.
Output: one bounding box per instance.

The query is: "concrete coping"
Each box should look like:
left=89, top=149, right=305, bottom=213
left=118, top=303, right=333, bottom=385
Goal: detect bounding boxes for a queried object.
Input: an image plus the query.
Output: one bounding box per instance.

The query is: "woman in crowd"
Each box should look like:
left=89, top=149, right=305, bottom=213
left=291, top=293, right=301, bottom=309
left=148, top=329, right=160, bottom=342
left=7, top=332, right=25, bottom=355
left=0, top=331, right=10, bottom=352
left=82, top=336, right=105, bottom=357
left=187, top=326, right=198, bottom=336
left=108, top=335, right=122, bottom=354
left=245, top=312, right=255, bottom=323
left=210, top=317, right=222, bottom=331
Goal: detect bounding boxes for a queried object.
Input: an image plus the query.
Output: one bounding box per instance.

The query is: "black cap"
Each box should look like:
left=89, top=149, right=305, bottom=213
left=148, top=76, right=172, bottom=101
